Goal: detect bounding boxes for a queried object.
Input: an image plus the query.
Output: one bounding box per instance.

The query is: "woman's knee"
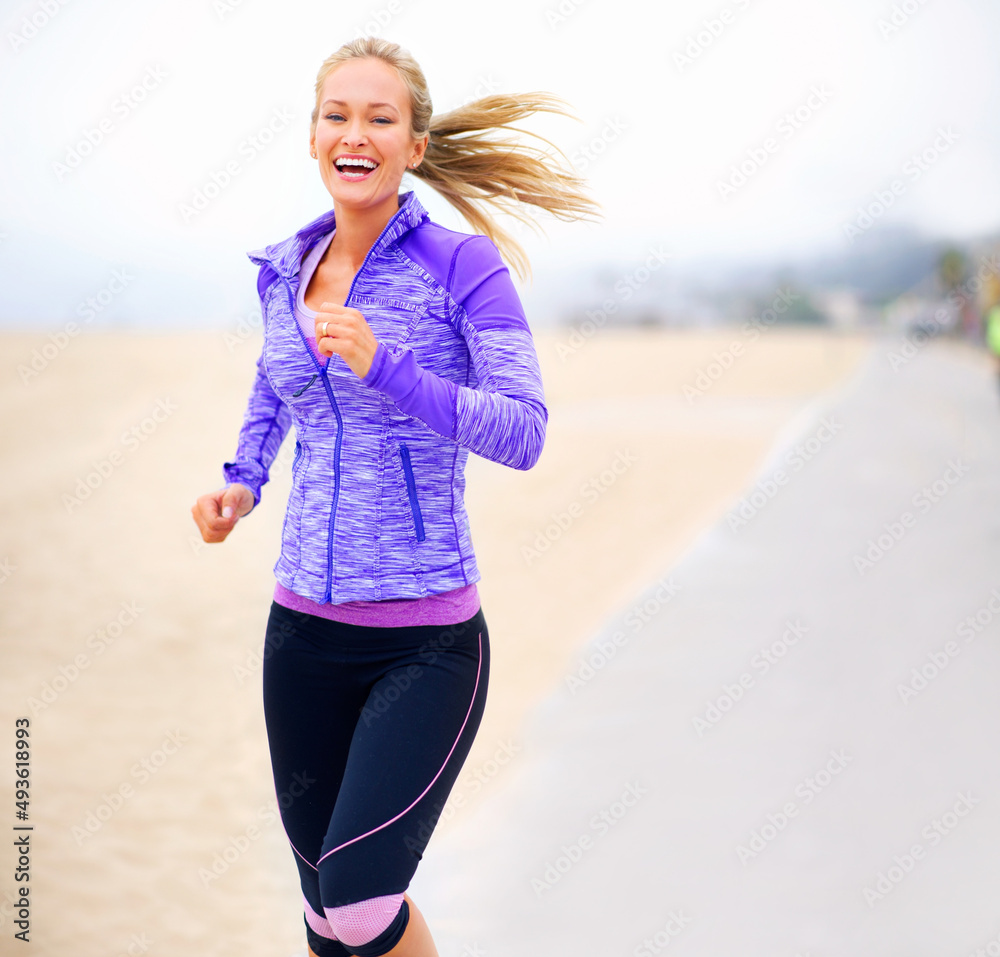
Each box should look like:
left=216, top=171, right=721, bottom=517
left=324, top=894, right=409, bottom=955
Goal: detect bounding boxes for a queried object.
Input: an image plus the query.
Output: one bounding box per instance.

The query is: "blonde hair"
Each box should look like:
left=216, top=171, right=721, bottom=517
left=309, top=37, right=602, bottom=283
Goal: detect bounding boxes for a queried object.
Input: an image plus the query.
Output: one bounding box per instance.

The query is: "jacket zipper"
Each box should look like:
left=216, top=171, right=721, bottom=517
left=279, top=276, right=344, bottom=603
left=398, top=443, right=425, bottom=542
left=272, top=199, right=409, bottom=600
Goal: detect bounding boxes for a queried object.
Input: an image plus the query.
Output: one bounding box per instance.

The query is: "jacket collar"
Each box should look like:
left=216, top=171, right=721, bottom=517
left=247, top=189, right=430, bottom=278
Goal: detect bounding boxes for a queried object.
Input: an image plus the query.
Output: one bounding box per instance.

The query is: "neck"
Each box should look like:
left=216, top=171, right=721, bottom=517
left=328, top=192, right=403, bottom=270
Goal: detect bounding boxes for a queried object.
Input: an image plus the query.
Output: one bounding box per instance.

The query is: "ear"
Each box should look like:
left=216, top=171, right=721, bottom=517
left=410, top=133, right=429, bottom=167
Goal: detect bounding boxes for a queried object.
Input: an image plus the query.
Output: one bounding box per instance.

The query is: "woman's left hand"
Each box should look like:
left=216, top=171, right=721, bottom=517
left=314, top=304, right=379, bottom=379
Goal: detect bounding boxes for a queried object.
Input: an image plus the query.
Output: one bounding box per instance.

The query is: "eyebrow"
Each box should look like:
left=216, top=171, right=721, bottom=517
left=322, top=99, right=399, bottom=111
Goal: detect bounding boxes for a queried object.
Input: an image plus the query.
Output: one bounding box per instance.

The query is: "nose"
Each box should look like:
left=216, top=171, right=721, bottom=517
left=341, top=116, right=368, bottom=148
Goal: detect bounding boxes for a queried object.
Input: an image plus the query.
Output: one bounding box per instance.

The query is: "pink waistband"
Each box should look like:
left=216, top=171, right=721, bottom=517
left=273, top=581, right=481, bottom=628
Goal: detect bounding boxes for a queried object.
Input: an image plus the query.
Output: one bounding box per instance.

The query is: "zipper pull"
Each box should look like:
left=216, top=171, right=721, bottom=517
left=292, top=374, right=317, bottom=397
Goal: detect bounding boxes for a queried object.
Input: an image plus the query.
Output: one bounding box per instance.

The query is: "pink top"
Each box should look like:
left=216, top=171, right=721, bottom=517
left=273, top=581, right=481, bottom=627
left=294, top=227, right=335, bottom=352
left=271, top=226, right=481, bottom=628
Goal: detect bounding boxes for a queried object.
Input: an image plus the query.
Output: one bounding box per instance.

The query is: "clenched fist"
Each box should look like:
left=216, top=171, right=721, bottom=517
left=191, top=483, right=255, bottom=543
left=315, top=304, right=379, bottom=378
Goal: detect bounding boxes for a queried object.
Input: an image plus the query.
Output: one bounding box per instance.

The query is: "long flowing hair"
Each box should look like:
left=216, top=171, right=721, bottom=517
left=309, top=37, right=602, bottom=283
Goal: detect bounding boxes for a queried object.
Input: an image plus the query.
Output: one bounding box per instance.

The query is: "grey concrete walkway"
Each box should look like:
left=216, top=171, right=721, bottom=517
left=410, top=336, right=1000, bottom=956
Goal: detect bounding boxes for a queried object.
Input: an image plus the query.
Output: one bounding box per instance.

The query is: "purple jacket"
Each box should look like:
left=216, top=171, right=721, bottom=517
left=223, top=190, right=547, bottom=603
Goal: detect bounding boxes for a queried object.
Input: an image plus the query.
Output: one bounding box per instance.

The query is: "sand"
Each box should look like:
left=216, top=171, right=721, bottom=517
left=0, top=325, right=871, bottom=956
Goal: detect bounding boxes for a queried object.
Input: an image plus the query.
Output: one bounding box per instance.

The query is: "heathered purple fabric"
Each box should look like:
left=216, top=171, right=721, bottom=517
left=286, top=232, right=476, bottom=623
left=272, top=581, right=480, bottom=627
left=223, top=190, right=547, bottom=603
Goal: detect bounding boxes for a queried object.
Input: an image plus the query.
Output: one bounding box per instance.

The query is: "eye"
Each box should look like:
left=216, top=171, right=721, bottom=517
left=323, top=113, right=393, bottom=124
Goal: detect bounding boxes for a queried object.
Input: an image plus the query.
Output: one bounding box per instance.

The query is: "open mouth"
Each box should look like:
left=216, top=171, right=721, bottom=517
left=334, top=157, right=379, bottom=180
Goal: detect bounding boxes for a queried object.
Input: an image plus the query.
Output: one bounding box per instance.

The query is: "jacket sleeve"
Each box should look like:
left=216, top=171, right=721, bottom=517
left=221, top=293, right=294, bottom=507
left=360, top=235, right=547, bottom=470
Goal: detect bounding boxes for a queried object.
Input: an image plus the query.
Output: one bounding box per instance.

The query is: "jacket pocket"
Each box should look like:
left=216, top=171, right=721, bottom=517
left=289, top=439, right=305, bottom=480
left=398, top=443, right=426, bottom=542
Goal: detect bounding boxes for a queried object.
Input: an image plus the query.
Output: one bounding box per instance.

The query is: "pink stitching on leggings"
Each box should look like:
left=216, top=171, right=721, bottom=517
left=277, top=803, right=320, bottom=871
left=290, top=839, right=319, bottom=872
left=316, top=631, right=483, bottom=867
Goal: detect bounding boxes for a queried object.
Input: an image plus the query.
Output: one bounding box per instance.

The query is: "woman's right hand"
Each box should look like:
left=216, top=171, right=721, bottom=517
left=191, top=483, right=255, bottom=543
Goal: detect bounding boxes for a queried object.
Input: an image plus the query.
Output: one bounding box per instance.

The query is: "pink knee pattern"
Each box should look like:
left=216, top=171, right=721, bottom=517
left=303, top=896, right=337, bottom=940
left=324, top=893, right=405, bottom=947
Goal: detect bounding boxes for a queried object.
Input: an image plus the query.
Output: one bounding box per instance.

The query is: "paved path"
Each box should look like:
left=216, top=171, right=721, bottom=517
left=410, top=336, right=1000, bottom=956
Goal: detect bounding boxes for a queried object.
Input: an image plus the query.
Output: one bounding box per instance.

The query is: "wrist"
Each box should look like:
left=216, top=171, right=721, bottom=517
left=361, top=341, right=388, bottom=386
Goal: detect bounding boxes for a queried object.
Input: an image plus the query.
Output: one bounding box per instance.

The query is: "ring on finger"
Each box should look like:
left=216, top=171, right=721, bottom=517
left=321, top=320, right=329, bottom=337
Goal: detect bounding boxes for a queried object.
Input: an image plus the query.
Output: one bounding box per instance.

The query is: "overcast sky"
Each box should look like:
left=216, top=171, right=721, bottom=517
left=2, top=0, right=999, bottom=327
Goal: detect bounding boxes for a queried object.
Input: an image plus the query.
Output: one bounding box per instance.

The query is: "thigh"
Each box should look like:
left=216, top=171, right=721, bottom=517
left=261, top=602, right=377, bottom=870
left=317, top=608, right=490, bottom=906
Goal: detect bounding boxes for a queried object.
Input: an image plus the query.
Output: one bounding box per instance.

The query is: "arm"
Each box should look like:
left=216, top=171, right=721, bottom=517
left=360, top=235, right=547, bottom=470
left=221, top=310, right=294, bottom=509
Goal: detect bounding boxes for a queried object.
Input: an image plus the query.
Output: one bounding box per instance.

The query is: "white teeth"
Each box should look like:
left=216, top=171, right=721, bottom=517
left=337, top=157, right=377, bottom=169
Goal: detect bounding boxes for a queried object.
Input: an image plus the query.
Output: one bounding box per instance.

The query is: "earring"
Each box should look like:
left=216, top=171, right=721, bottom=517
left=311, top=150, right=316, bottom=158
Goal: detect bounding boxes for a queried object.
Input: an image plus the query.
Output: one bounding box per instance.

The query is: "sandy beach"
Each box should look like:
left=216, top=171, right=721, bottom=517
left=0, top=325, right=871, bottom=956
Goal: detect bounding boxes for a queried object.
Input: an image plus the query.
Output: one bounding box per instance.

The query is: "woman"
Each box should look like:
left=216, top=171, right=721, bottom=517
left=191, top=37, right=598, bottom=957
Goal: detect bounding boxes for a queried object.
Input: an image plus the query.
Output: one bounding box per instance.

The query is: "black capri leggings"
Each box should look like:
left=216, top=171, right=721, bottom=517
left=261, top=600, right=490, bottom=957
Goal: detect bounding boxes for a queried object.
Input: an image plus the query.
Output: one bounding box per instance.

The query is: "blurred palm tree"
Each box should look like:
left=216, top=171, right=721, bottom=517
left=939, top=247, right=978, bottom=338
left=938, top=248, right=966, bottom=293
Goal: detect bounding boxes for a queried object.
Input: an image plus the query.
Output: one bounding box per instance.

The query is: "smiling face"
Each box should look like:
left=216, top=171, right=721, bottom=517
left=310, top=57, right=428, bottom=214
